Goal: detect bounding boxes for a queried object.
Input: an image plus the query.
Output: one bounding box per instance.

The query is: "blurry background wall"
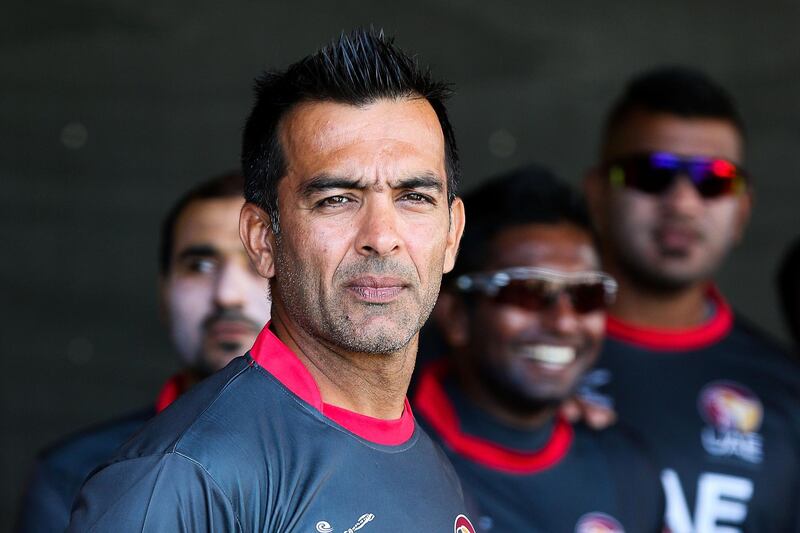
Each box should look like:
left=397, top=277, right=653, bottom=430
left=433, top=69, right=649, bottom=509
left=2, top=0, right=799, bottom=527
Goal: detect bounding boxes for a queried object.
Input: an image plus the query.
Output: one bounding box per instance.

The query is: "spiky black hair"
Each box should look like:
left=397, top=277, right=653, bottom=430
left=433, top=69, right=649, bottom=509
left=241, top=28, right=459, bottom=232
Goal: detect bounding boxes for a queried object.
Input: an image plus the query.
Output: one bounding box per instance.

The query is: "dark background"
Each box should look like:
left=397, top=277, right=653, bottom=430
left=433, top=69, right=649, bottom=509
left=3, top=1, right=800, bottom=528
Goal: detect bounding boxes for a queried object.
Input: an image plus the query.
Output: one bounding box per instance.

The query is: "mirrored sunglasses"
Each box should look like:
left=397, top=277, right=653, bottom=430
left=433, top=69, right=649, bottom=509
left=455, top=267, right=618, bottom=314
left=605, top=151, right=747, bottom=199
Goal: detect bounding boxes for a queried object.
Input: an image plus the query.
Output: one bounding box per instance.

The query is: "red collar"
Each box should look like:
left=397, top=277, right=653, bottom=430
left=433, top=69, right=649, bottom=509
left=249, top=323, right=416, bottom=446
left=155, top=372, right=192, bottom=413
left=606, top=285, right=733, bottom=351
left=412, top=360, right=573, bottom=474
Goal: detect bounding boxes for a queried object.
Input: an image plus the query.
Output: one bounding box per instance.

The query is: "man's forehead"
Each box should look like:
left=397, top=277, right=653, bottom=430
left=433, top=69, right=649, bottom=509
left=172, top=197, right=244, bottom=251
left=605, top=111, right=743, bottom=162
left=279, top=98, right=445, bottom=166
left=488, top=223, right=598, bottom=270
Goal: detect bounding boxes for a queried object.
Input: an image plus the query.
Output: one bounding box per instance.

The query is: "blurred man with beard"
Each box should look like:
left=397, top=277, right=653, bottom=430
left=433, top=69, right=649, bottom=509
left=414, top=166, right=664, bottom=533
left=17, top=172, right=270, bottom=533
left=584, top=67, right=800, bottom=532
left=67, top=29, right=474, bottom=532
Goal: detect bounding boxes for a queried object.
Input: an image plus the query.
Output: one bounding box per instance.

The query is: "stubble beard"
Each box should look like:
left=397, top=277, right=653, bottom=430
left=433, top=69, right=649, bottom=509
left=273, top=239, right=441, bottom=355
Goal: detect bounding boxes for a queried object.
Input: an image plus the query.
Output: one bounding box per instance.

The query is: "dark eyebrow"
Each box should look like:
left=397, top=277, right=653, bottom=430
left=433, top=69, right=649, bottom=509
left=299, top=174, right=367, bottom=198
left=393, top=173, right=443, bottom=193
left=176, top=245, right=219, bottom=261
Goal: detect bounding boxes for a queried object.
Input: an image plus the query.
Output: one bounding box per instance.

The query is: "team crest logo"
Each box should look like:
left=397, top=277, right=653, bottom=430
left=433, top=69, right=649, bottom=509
left=698, top=381, right=763, bottom=463
left=575, top=512, right=624, bottom=533
left=454, top=514, right=476, bottom=533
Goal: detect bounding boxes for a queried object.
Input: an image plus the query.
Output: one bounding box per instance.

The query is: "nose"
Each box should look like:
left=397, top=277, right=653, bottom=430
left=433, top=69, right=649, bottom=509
left=355, top=197, right=402, bottom=258
left=541, top=292, right=580, bottom=335
left=213, top=261, right=248, bottom=308
left=662, top=174, right=704, bottom=214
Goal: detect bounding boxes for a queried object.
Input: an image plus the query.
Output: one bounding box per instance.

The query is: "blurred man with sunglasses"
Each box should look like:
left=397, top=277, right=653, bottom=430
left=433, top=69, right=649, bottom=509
left=414, top=166, right=664, bottom=533
left=584, top=67, right=800, bottom=532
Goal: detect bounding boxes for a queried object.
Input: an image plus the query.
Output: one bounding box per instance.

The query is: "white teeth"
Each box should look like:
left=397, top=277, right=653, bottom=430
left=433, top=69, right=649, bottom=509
left=524, top=345, right=576, bottom=366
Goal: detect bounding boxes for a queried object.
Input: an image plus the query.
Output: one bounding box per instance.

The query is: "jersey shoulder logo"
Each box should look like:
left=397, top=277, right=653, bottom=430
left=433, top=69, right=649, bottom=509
left=315, top=513, right=375, bottom=533
left=454, top=514, right=476, bottom=533
left=698, top=381, right=763, bottom=464
left=575, top=512, right=624, bottom=533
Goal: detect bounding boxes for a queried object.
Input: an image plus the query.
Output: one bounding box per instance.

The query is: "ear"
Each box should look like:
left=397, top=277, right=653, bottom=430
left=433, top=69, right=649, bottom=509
left=583, top=166, right=610, bottom=236
left=733, top=187, right=753, bottom=243
left=432, top=290, right=470, bottom=348
left=443, top=197, right=466, bottom=274
left=239, top=203, right=276, bottom=279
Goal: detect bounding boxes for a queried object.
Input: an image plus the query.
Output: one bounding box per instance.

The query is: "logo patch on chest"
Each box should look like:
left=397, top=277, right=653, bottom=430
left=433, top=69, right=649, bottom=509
left=698, top=381, right=763, bottom=464
left=575, top=512, right=624, bottom=533
left=454, top=514, right=476, bottom=533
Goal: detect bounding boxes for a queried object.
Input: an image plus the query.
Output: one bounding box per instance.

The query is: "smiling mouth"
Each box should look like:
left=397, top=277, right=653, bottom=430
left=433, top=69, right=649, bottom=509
left=520, top=345, right=577, bottom=370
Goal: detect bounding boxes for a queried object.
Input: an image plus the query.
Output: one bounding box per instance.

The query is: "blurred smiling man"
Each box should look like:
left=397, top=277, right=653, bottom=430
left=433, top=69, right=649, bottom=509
left=414, top=167, right=664, bottom=533
left=584, top=67, right=800, bottom=532
left=17, top=172, right=270, bottom=533
left=68, top=29, right=475, bottom=532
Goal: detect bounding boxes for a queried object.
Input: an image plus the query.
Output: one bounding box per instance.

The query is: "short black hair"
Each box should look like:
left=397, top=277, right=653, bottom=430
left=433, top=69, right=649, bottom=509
left=777, top=236, right=800, bottom=347
left=446, top=164, right=592, bottom=282
left=602, top=66, right=745, bottom=157
left=241, top=27, right=459, bottom=232
left=159, top=172, right=244, bottom=275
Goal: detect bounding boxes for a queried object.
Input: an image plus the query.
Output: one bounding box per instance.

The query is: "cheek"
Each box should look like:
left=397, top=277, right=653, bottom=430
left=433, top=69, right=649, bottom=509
left=705, top=202, right=740, bottom=246
left=168, top=279, right=213, bottom=330
left=405, top=218, right=450, bottom=276
left=476, top=304, right=540, bottom=346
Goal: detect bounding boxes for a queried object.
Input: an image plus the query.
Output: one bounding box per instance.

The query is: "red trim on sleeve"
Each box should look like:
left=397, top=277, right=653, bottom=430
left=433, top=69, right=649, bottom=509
left=412, top=360, right=573, bottom=474
left=155, top=373, right=191, bottom=413
left=606, top=286, right=733, bottom=352
left=250, top=323, right=415, bottom=446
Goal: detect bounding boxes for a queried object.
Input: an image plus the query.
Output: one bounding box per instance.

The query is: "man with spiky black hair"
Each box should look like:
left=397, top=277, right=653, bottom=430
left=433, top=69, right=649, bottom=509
left=68, top=29, right=474, bottom=532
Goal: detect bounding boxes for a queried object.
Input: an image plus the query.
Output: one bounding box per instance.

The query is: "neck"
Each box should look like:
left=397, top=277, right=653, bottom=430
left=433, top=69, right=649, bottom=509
left=454, top=353, right=556, bottom=430
left=270, top=307, right=414, bottom=420
left=607, top=265, right=711, bottom=328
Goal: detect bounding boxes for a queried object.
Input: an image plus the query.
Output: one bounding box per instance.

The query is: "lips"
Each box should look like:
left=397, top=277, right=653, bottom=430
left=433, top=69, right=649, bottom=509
left=654, top=224, right=702, bottom=250
left=346, top=276, right=408, bottom=303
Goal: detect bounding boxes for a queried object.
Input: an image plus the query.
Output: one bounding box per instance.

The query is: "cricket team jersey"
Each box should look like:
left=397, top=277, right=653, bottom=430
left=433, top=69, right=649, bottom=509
left=585, top=288, right=800, bottom=532
left=68, top=325, right=476, bottom=533
left=16, top=373, right=188, bottom=533
left=413, top=361, right=665, bottom=533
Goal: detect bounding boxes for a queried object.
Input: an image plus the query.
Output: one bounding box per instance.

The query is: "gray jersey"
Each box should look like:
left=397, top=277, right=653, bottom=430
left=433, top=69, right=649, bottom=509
left=68, top=326, right=476, bottom=533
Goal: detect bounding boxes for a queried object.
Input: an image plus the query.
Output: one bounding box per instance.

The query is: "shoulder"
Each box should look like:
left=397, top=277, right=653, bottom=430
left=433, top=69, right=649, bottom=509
left=728, top=314, right=800, bottom=384
left=69, top=451, right=242, bottom=532
left=35, top=407, right=154, bottom=485
left=112, top=356, right=261, bottom=460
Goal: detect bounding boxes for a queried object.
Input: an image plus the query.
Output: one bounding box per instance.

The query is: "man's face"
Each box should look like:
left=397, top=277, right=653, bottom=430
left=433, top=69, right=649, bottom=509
left=591, top=111, right=750, bottom=290
left=162, top=197, right=270, bottom=374
left=461, top=223, right=606, bottom=406
left=263, top=98, right=463, bottom=355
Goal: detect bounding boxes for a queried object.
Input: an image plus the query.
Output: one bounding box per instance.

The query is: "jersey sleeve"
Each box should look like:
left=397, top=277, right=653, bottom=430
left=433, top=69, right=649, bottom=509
left=67, top=452, right=241, bottom=532
left=16, top=459, right=74, bottom=533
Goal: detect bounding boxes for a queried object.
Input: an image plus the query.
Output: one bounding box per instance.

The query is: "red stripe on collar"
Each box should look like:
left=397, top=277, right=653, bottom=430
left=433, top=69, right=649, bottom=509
left=413, top=360, right=573, bottom=474
left=606, top=286, right=733, bottom=352
left=155, top=373, right=192, bottom=413
left=250, top=323, right=415, bottom=446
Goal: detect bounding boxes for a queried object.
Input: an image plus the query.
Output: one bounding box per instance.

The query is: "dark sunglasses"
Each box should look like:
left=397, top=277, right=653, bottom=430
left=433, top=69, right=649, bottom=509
left=455, top=267, right=617, bottom=314
left=604, top=152, right=748, bottom=198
